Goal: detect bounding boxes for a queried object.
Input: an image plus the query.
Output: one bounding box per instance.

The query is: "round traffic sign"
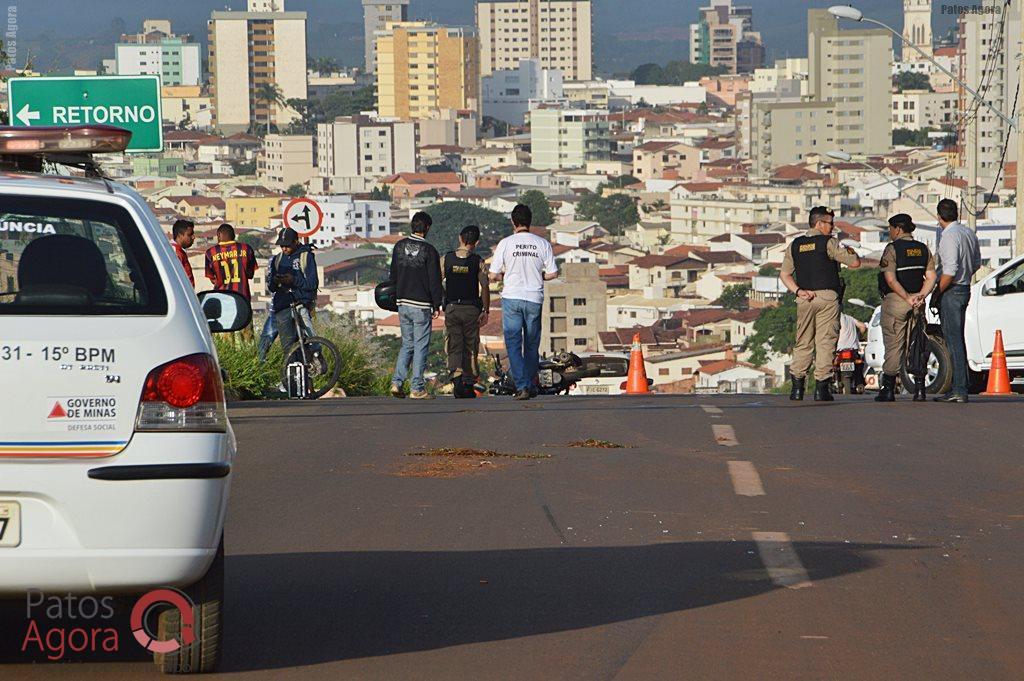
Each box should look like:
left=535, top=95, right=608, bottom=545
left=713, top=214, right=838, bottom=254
left=282, top=197, right=324, bottom=238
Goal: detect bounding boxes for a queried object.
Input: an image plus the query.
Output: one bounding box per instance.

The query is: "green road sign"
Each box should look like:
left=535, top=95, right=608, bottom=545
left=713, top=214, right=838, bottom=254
left=7, top=75, right=163, bottom=152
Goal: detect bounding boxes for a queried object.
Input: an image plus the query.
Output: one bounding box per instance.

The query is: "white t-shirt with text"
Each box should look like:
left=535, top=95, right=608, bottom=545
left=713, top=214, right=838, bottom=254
left=489, top=230, right=558, bottom=304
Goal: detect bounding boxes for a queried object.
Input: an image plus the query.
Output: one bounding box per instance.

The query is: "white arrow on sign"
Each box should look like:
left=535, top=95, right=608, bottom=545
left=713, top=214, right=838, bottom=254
left=16, top=103, right=40, bottom=126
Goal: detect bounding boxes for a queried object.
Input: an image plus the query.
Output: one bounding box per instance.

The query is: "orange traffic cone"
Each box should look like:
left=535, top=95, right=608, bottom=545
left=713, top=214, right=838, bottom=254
left=981, top=329, right=1012, bottom=396
left=625, top=333, right=651, bottom=395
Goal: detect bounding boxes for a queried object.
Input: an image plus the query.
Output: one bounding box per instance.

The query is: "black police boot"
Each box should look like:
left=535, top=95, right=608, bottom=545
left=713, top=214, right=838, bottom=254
left=789, top=376, right=805, bottom=401
left=875, top=374, right=896, bottom=402
left=814, top=379, right=834, bottom=402
left=912, top=376, right=927, bottom=402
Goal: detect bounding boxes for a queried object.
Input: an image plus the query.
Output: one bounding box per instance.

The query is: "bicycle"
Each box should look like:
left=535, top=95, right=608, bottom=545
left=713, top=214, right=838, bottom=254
left=279, top=302, right=342, bottom=399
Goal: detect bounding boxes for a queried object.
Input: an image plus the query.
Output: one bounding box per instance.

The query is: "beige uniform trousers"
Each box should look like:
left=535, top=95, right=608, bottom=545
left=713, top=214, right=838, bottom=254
left=881, top=293, right=915, bottom=377
left=792, top=289, right=840, bottom=381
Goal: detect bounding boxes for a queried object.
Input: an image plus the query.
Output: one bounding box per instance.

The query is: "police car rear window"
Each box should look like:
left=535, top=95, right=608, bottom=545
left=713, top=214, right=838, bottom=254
left=0, top=196, right=167, bottom=315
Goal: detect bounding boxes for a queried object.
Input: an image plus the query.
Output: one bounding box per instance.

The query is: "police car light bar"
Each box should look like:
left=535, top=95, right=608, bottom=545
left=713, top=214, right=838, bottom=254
left=0, top=125, right=131, bottom=154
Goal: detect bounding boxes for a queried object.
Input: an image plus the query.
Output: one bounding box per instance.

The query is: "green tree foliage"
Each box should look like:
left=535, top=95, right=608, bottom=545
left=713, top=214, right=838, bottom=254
left=715, top=283, right=751, bottom=311
left=309, top=56, right=341, bottom=74
left=282, top=86, right=377, bottom=135
left=576, top=192, right=641, bottom=236
left=630, top=61, right=726, bottom=85
left=255, top=82, right=286, bottom=135
left=237, top=232, right=271, bottom=258
left=758, top=264, right=780, bottom=277
left=517, top=189, right=555, bottom=227
left=840, top=267, right=882, bottom=322
left=893, top=71, right=932, bottom=92
left=892, top=127, right=937, bottom=147
left=230, top=159, right=257, bottom=176
left=745, top=297, right=797, bottom=367
left=369, top=185, right=392, bottom=201
left=421, top=201, right=513, bottom=258
left=286, top=184, right=305, bottom=198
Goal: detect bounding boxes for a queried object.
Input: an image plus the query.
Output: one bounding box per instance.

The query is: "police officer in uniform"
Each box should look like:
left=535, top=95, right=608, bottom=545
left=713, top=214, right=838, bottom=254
left=780, top=206, right=861, bottom=401
left=442, top=225, right=490, bottom=394
left=875, top=213, right=936, bottom=402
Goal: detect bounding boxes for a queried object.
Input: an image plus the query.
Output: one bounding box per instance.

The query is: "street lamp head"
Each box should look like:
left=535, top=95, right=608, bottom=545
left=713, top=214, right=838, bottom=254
left=848, top=298, right=867, bottom=308
left=828, top=5, right=864, bottom=21
left=826, top=150, right=853, bottom=162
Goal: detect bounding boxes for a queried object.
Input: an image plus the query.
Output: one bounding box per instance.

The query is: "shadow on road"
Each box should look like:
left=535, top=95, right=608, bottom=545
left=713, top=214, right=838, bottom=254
left=212, top=540, right=917, bottom=672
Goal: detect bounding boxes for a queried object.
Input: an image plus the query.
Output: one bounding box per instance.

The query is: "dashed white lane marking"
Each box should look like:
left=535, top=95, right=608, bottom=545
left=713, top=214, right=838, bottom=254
left=727, top=460, right=765, bottom=496
left=753, top=531, right=813, bottom=589
left=700, top=404, right=723, bottom=417
left=712, top=424, right=738, bottom=447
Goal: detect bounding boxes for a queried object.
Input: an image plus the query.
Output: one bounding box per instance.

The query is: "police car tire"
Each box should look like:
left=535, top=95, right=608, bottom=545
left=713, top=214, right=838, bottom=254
left=900, top=335, right=951, bottom=396
left=155, top=537, right=224, bottom=674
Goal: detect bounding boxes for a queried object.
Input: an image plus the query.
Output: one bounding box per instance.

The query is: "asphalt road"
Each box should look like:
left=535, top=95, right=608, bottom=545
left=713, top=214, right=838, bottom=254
left=4, top=393, right=1024, bottom=679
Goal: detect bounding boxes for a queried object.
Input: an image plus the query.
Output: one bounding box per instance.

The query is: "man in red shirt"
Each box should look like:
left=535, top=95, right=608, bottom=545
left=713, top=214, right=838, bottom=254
left=171, top=219, right=195, bottom=289
left=205, top=223, right=258, bottom=338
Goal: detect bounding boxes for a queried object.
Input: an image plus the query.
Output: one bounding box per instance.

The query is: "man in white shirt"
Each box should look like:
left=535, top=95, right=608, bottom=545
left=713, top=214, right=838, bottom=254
left=837, top=312, right=867, bottom=390
left=930, top=198, right=981, bottom=403
left=489, top=204, right=559, bottom=400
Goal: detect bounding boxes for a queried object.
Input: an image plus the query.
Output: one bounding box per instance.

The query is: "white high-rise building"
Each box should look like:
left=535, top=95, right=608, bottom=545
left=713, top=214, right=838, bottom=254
left=208, top=0, right=308, bottom=134
left=114, top=20, right=201, bottom=86
left=361, top=0, right=409, bottom=75
left=316, top=115, right=417, bottom=193
left=482, top=59, right=564, bottom=125
left=279, top=195, right=391, bottom=248
left=476, top=0, right=593, bottom=82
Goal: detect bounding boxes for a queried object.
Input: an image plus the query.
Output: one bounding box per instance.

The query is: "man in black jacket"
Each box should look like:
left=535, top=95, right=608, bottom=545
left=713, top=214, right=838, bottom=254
left=388, top=211, right=443, bottom=399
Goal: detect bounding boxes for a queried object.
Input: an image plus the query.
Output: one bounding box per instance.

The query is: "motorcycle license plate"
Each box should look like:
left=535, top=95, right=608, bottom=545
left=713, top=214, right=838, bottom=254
left=840, top=362, right=855, bottom=372
left=538, top=369, right=554, bottom=388
left=0, top=502, right=21, bottom=548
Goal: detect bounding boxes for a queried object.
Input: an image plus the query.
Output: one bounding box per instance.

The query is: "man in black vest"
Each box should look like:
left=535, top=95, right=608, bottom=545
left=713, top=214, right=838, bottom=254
left=875, top=213, right=936, bottom=402
left=780, top=206, right=861, bottom=401
left=442, top=225, right=490, bottom=388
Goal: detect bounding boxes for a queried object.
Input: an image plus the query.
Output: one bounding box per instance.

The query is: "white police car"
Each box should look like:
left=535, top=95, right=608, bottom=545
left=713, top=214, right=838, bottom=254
left=0, top=126, right=249, bottom=673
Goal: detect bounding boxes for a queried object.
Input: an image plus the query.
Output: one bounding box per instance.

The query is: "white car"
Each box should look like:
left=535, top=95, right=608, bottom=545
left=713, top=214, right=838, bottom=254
left=0, top=126, right=250, bottom=673
left=863, top=254, right=1024, bottom=394
left=570, top=352, right=630, bottom=396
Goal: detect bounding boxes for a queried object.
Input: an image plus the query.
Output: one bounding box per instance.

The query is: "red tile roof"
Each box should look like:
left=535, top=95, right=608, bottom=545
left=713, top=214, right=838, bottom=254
left=383, top=172, right=462, bottom=185
left=771, top=165, right=826, bottom=182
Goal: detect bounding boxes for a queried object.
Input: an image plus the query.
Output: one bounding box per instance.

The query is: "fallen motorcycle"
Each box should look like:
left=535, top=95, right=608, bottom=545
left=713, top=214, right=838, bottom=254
left=488, top=351, right=603, bottom=396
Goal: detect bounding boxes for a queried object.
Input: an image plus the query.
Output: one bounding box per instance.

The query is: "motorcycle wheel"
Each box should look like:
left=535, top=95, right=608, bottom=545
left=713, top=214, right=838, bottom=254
left=841, top=375, right=854, bottom=396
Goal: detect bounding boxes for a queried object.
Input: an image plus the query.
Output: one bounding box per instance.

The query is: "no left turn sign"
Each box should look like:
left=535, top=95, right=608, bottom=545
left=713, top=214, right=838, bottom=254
left=283, top=197, right=324, bottom=238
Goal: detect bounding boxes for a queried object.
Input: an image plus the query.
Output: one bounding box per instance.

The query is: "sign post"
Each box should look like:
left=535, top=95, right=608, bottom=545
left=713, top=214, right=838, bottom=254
left=282, top=197, right=324, bottom=239
left=7, top=75, right=163, bottom=152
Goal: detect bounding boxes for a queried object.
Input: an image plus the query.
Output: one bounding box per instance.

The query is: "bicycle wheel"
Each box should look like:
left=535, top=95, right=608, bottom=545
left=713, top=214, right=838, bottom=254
left=280, top=336, right=342, bottom=399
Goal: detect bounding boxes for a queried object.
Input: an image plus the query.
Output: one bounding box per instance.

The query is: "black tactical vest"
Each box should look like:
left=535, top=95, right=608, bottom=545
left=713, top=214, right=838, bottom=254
left=791, top=234, right=841, bottom=292
left=879, top=238, right=928, bottom=296
left=443, top=251, right=482, bottom=307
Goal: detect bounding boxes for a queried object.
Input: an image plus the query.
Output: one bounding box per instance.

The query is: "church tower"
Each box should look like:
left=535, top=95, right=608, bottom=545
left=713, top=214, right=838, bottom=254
left=903, top=0, right=933, bottom=59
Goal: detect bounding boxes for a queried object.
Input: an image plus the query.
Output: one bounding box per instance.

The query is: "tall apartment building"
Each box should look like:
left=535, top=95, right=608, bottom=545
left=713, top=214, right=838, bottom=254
left=257, top=134, right=314, bottom=191
left=476, top=0, right=593, bottom=82
left=807, top=9, right=892, bottom=156
left=529, top=106, right=610, bottom=170
left=208, top=0, right=307, bottom=134
left=958, top=6, right=1021, bottom=196
left=316, top=115, right=417, bottom=193
left=482, top=58, right=565, bottom=125
left=744, top=98, right=836, bottom=177
left=362, top=0, right=409, bottom=75
left=902, top=0, right=933, bottom=60
left=375, top=22, right=479, bottom=120
left=688, top=0, right=765, bottom=75
left=541, top=263, right=607, bottom=354
left=114, top=20, right=202, bottom=86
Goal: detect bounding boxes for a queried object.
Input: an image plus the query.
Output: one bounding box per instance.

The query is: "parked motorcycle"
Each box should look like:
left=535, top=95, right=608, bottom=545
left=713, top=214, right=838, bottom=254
left=488, top=351, right=604, bottom=396
left=832, top=347, right=866, bottom=395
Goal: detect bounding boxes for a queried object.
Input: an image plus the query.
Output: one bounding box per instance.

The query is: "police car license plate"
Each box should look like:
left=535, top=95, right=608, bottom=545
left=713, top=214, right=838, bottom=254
left=840, top=362, right=855, bottom=372
left=0, top=502, right=21, bottom=547
left=584, top=385, right=610, bottom=394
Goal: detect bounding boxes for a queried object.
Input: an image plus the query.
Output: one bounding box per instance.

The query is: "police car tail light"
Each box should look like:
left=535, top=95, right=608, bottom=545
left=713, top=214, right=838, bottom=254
left=136, top=354, right=226, bottom=432
left=0, top=125, right=131, bottom=154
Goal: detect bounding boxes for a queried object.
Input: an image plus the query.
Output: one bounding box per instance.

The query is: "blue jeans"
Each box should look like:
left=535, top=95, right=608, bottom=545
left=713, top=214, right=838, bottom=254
left=502, top=298, right=543, bottom=392
left=274, top=306, right=315, bottom=356
left=257, top=313, right=278, bottom=362
left=940, top=285, right=971, bottom=395
left=392, top=305, right=433, bottom=392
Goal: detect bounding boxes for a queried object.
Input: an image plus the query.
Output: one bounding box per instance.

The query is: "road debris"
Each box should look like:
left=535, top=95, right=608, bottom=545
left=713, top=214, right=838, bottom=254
left=566, top=439, right=628, bottom=448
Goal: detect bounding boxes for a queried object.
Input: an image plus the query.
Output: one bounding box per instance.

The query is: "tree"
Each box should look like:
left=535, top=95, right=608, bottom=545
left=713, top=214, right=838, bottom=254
left=309, top=55, right=340, bottom=74
left=758, top=264, right=780, bottom=277
left=893, top=71, right=932, bottom=92
left=745, top=296, right=797, bottom=367
left=893, top=127, right=936, bottom=147
left=230, top=159, right=257, bottom=176
left=576, top=192, right=640, bottom=236
left=421, top=201, right=513, bottom=257
left=630, top=60, right=726, bottom=85
left=255, top=82, right=287, bottom=136
left=517, top=189, right=555, bottom=227
left=715, top=283, right=751, bottom=311
left=286, top=184, right=305, bottom=198
left=840, top=268, right=882, bottom=323
left=238, top=232, right=272, bottom=258
left=321, top=86, right=375, bottom=122
left=600, top=174, right=641, bottom=191
left=369, top=185, right=392, bottom=202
